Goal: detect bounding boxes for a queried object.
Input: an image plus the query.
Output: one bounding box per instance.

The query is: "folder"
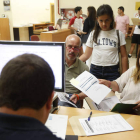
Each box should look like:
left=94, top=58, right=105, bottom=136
left=131, top=18, right=140, bottom=25
left=111, top=103, right=138, bottom=114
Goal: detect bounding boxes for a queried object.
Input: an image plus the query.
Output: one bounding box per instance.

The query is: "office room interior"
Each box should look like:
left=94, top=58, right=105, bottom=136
left=1, top=1, right=140, bottom=140
left=0, top=0, right=140, bottom=108
left=0, top=0, right=140, bottom=107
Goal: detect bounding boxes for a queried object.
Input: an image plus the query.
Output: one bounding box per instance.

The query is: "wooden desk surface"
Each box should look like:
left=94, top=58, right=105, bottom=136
left=54, top=106, right=140, bottom=140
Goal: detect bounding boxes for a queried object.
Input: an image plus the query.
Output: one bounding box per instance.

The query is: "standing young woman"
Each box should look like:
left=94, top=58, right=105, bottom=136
left=79, top=4, right=128, bottom=81
left=77, top=6, right=96, bottom=67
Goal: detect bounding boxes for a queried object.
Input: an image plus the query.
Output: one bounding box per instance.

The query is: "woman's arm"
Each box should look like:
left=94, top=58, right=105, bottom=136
left=120, top=45, right=128, bottom=73
left=79, top=46, right=93, bottom=62
left=99, top=79, right=119, bottom=92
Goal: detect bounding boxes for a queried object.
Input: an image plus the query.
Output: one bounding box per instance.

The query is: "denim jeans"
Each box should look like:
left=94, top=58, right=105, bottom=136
left=58, top=93, right=81, bottom=108
left=90, top=64, right=120, bottom=81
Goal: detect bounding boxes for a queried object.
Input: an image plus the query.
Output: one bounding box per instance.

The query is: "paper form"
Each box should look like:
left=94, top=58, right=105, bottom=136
left=92, top=96, right=121, bottom=112
left=79, top=114, right=133, bottom=136
left=70, top=71, right=111, bottom=104
left=45, top=114, right=68, bottom=140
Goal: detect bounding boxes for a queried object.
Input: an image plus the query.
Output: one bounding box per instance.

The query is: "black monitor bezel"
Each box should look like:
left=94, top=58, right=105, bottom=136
left=0, top=41, right=65, bottom=92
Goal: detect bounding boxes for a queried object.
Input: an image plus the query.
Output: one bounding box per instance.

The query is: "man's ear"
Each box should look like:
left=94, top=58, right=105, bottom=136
left=46, top=91, right=55, bottom=110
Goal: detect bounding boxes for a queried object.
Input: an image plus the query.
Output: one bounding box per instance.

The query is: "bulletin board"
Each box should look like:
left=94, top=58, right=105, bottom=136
left=135, top=2, right=140, bottom=10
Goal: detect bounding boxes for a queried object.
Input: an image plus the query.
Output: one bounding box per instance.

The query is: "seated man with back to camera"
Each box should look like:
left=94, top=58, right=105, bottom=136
left=0, top=54, right=62, bottom=140
left=58, top=34, right=89, bottom=108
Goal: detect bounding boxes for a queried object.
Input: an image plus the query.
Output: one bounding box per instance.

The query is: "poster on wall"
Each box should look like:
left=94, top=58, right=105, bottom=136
left=3, top=0, right=10, bottom=11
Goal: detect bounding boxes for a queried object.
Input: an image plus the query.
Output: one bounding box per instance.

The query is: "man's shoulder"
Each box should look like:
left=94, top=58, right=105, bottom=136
left=77, top=58, right=89, bottom=71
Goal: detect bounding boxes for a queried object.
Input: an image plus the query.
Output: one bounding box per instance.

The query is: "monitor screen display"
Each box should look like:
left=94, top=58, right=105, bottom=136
left=0, top=41, right=65, bottom=92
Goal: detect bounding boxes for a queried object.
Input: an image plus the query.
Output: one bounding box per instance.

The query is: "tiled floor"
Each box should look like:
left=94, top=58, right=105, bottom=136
left=83, top=56, right=137, bottom=110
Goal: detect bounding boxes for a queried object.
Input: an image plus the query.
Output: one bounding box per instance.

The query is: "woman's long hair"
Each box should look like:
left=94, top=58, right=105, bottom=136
left=132, top=51, right=140, bottom=84
left=87, top=6, right=96, bottom=21
left=93, top=4, right=115, bottom=44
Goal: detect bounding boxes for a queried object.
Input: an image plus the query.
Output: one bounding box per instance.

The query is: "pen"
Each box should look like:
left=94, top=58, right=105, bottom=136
left=88, top=111, right=92, bottom=121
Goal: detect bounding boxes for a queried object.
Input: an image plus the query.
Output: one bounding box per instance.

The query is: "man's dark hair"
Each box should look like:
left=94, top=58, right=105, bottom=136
left=138, top=7, right=140, bottom=10
left=0, top=54, right=55, bottom=110
left=74, top=6, right=82, bottom=14
left=118, top=6, right=124, bottom=12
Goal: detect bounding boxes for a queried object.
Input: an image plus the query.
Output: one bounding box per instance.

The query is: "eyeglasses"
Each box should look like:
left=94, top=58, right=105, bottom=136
left=66, top=46, right=80, bottom=52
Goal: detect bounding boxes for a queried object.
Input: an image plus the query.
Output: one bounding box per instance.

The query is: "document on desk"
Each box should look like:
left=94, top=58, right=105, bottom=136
left=45, top=114, right=68, bottom=140
left=70, top=71, right=111, bottom=104
left=79, top=114, right=133, bottom=136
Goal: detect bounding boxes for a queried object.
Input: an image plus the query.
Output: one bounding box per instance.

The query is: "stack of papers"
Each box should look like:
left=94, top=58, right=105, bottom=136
left=45, top=114, right=68, bottom=139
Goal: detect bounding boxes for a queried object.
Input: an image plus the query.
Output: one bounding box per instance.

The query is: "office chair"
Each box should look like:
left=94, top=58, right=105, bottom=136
left=30, top=35, right=39, bottom=41
left=48, top=26, right=55, bottom=31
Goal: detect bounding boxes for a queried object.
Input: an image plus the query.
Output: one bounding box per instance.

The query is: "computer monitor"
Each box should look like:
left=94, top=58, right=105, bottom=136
left=0, top=41, right=65, bottom=92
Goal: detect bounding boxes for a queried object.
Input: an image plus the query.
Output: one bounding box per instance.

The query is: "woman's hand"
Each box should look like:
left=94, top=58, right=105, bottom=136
left=133, top=100, right=140, bottom=109
left=99, top=79, right=110, bottom=87
left=70, top=94, right=78, bottom=104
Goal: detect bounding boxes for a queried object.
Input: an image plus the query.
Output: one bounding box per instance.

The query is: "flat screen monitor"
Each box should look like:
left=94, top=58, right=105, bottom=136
left=0, top=41, right=65, bottom=92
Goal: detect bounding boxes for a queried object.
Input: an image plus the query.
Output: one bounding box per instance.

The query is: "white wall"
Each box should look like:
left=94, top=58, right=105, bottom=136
left=55, top=0, right=139, bottom=25
left=11, top=0, right=54, bottom=26
left=0, top=0, right=14, bottom=40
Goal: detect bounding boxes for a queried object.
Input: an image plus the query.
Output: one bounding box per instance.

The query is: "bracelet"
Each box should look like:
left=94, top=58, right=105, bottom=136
left=75, top=94, right=79, bottom=101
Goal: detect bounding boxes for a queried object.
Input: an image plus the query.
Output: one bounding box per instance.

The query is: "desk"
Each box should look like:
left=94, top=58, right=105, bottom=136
left=40, top=29, right=74, bottom=42
left=13, top=25, right=33, bottom=41
left=54, top=106, right=140, bottom=140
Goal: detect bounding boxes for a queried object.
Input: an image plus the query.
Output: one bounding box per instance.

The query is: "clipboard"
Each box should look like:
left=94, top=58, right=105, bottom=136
left=131, top=18, right=140, bottom=25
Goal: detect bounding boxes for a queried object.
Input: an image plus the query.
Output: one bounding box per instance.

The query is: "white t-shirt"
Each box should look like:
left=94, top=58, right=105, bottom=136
left=86, top=29, right=126, bottom=66
left=133, top=15, right=140, bottom=34
left=115, top=66, right=140, bottom=104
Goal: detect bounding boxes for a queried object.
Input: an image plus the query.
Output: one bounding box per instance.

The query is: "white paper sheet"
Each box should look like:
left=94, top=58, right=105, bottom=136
left=92, top=96, right=121, bottom=112
left=45, top=114, right=68, bottom=139
left=57, top=92, right=77, bottom=108
left=79, top=114, right=133, bottom=136
left=70, top=71, right=111, bottom=104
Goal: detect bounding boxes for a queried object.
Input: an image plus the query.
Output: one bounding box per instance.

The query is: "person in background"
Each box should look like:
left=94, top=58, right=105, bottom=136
left=79, top=4, right=128, bottom=81
left=115, top=6, right=129, bottom=38
left=54, top=19, right=63, bottom=30
left=68, top=6, right=83, bottom=35
left=77, top=6, right=96, bottom=68
left=128, top=7, right=140, bottom=58
left=58, top=34, right=89, bottom=108
left=0, top=54, right=62, bottom=140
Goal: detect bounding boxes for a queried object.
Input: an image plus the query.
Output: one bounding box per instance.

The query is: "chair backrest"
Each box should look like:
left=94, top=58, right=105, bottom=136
left=30, top=35, right=39, bottom=41
left=48, top=26, right=54, bottom=31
